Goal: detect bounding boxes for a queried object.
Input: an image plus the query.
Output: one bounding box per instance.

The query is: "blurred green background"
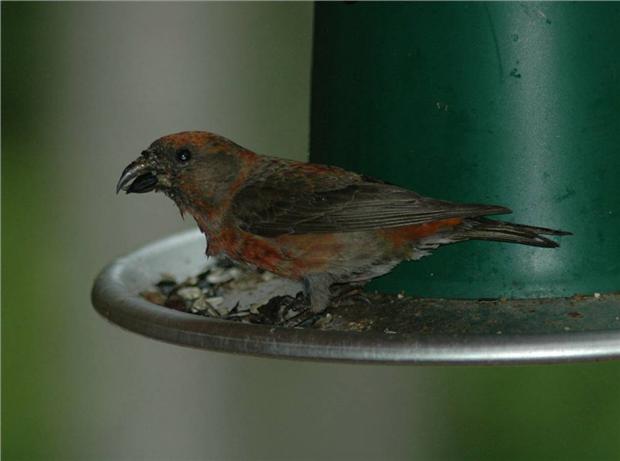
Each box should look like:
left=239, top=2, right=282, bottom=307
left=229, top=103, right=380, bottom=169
left=3, top=2, right=620, bottom=460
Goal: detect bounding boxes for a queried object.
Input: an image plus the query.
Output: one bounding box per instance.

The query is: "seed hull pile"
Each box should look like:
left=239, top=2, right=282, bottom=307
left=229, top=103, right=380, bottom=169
left=140, top=259, right=330, bottom=327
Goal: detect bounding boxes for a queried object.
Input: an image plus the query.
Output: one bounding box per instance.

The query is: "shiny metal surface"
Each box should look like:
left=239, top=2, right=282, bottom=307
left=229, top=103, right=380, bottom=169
left=92, top=230, right=620, bottom=364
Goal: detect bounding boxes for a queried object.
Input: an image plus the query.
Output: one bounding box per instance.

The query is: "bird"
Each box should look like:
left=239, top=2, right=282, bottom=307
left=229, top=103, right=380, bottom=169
left=117, top=131, right=570, bottom=313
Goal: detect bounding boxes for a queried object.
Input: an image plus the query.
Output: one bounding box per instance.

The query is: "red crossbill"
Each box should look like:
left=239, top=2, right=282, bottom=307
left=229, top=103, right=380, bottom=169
left=117, top=131, right=570, bottom=312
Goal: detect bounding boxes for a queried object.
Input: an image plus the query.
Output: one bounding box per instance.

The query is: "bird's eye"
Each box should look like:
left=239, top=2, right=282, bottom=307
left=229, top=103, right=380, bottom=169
left=176, top=149, right=191, bottom=163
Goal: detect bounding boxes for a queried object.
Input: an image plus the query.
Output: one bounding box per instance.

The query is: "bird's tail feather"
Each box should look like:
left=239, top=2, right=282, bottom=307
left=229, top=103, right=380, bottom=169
left=461, top=218, right=571, bottom=248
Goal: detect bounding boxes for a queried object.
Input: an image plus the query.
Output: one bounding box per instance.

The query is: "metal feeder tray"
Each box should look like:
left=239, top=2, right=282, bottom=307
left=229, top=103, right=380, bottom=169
left=91, top=230, right=620, bottom=365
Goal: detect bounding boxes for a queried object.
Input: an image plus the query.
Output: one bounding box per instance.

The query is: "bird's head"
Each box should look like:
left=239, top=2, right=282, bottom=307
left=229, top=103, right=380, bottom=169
left=117, top=131, right=251, bottom=212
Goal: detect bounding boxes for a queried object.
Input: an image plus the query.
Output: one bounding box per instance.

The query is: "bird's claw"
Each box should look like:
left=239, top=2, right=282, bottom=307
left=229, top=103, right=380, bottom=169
left=280, top=308, right=324, bottom=328
left=331, top=285, right=372, bottom=307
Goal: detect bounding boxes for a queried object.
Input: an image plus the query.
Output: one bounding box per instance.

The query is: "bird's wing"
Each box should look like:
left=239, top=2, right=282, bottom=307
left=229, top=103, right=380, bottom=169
left=231, top=168, right=510, bottom=237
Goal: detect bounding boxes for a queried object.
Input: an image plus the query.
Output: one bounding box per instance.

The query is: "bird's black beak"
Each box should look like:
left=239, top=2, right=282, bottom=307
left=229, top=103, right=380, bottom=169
left=116, top=156, right=158, bottom=194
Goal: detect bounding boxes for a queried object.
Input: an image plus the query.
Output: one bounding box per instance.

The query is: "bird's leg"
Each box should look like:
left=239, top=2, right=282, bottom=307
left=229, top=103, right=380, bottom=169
left=303, top=273, right=334, bottom=313
left=278, top=273, right=333, bottom=328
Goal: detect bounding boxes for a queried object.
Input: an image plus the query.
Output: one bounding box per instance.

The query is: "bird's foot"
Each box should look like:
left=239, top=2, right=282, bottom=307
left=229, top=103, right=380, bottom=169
left=250, top=293, right=330, bottom=328
left=331, top=283, right=372, bottom=307
left=280, top=308, right=326, bottom=328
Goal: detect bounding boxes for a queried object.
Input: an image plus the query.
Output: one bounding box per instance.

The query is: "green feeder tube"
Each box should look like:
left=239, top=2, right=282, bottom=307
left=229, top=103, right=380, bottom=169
left=310, top=2, right=620, bottom=299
